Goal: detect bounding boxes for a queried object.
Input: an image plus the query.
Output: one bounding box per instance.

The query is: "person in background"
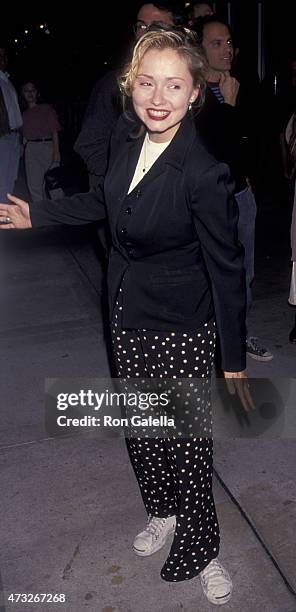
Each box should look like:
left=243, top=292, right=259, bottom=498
left=188, top=1, right=213, bottom=25
left=0, top=27, right=254, bottom=606
left=20, top=81, right=61, bottom=202
left=0, top=44, right=22, bottom=203
left=194, top=15, right=273, bottom=362
left=279, top=57, right=296, bottom=181
left=284, top=110, right=296, bottom=343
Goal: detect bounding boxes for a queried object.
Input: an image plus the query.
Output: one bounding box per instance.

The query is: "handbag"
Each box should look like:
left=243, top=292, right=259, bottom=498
left=44, top=162, right=78, bottom=199
left=44, top=163, right=66, bottom=199
left=44, top=158, right=89, bottom=199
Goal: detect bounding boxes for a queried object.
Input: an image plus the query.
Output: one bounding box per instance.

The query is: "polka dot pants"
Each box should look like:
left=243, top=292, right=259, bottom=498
left=111, top=287, right=220, bottom=582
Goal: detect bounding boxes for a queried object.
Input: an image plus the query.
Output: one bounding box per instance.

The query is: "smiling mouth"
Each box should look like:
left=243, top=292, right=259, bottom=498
left=146, top=109, right=171, bottom=121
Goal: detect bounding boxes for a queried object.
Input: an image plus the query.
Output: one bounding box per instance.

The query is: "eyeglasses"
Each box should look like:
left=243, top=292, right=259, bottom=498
left=134, top=20, right=176, bottom=36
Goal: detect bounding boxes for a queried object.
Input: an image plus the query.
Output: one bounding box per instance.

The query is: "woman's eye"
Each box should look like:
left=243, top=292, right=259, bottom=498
left=140, top=81, right=152, bottom=87
left=169, top=84, right=181, bottom=90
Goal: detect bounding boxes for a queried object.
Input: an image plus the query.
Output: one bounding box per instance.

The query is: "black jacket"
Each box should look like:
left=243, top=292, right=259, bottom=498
left=30, top=114, right=246, bottom=371
left=196, top=86, right=250, bottom=193
left=74, top=71, right=122, bottom=185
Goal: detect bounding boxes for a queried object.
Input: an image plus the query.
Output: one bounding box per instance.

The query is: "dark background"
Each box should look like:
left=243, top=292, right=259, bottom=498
left=2, top=1, right=296, bottom=101
left=2, top=1, right=295, bottom=196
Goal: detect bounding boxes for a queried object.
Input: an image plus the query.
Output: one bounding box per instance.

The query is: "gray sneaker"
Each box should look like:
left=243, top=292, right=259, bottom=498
left=133, top=515, right=176, bottom=557
left=246, top=336, right=273, bottom=361
left=200, top=558, right=233, bottom=605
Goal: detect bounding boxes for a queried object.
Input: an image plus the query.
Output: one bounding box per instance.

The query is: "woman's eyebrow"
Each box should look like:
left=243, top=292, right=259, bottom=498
left=137, top=74, right=185, bottom=81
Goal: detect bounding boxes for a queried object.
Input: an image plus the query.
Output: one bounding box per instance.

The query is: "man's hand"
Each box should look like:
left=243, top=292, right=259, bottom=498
left=219, top=71, right=240, bottom=106
left=223, top=370, right=255, bottom=412
left=0, top=194, right=32, bottom=229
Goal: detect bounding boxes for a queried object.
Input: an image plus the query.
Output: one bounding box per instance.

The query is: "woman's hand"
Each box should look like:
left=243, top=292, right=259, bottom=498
left=0, top=194, right=32, bottom=229
left=223, top=370, right=255, bottom=412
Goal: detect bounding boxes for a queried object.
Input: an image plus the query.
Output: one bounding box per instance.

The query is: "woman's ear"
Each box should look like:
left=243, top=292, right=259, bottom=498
left=190, top=85, right=200, bottom=104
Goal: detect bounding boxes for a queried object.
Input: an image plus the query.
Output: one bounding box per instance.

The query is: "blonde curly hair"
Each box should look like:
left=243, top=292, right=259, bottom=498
left=119, top=27, right=207, bottom=113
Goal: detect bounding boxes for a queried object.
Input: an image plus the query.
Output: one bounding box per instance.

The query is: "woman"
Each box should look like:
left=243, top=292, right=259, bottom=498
left=21, top=80, right=61, bottom=201
left=285, top=110, right=296, bottom=342
left=0, top=29, right=253, bottom=605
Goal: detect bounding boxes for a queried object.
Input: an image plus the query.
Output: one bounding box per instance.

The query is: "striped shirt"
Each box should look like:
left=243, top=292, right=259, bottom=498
left=208, top=82, right=224, bottom=104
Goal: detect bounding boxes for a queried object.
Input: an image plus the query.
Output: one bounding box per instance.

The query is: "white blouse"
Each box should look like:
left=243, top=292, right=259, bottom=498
left=128, top=132, right=171, bottom=194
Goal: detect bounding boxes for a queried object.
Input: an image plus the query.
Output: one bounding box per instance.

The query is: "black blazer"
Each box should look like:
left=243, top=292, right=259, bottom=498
left=74, top=70, right=121, bottom=182
left=30, top=114, right=246, bottom=371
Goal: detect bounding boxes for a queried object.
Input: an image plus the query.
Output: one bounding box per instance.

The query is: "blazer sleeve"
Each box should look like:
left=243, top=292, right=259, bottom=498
left=29, top=182, right=106, bottom=228
left=191, top=162, right=247, bottom=372
left=29, top=113, right=131, bottom=229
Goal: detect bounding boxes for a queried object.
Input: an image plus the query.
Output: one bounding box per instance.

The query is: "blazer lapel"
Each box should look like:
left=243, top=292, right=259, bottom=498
left=106, top=114, right=197, bottom=221
left=104, top=130, right=144, bottom=221
left=124, top=132, right=145, bottom=194
left=128, top=114, right=197, bottom=192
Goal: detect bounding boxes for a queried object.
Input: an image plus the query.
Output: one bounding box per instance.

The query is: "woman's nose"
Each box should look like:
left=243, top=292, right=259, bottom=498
left=151, top=87, right=165, bottom=106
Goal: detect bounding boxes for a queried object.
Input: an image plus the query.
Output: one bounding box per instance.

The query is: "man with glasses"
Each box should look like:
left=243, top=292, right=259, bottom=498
left=135, top=3, right=177, bottom=38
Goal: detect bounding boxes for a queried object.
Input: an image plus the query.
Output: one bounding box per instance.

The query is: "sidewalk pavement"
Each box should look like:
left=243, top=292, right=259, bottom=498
left=0, top=218, right=295, bottom=612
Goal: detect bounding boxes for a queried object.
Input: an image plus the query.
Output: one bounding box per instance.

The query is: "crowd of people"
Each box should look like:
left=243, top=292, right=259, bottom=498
left=0, top=49, right=61, bottom=203
left=0, top=1, right=295, bottom=607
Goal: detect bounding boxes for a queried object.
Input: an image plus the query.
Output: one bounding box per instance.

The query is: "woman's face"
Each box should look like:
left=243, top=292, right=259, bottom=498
left=22, top=83, right=38, bottom=105
left=132, top=47, right=200, bottom=142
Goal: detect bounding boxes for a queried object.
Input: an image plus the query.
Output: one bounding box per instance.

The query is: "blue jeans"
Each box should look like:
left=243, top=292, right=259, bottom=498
left=235, top=188, right=257, bottom=312
left=0, top=132, right=20, bottom=203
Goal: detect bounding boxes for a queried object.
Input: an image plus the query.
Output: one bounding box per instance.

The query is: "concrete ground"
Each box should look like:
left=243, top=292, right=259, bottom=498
left=0, top=185, right=296, bottom=611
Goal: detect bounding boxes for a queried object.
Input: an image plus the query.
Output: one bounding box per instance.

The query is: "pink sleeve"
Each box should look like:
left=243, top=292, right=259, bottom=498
left=47, top=105, right=61, bottom=132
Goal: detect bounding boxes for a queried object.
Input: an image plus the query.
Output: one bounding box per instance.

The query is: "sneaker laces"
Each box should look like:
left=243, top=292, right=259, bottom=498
left=200, top=559, right=230, bottom=594
left=146, top=516, right=167, bottom=540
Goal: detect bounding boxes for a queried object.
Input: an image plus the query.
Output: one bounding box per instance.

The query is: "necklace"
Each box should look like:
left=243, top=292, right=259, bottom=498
left=142, top=134, right=160, bottom=173
left=142, top=133, right=172, bottom=174
left=142, top=134, right=149, bottom=173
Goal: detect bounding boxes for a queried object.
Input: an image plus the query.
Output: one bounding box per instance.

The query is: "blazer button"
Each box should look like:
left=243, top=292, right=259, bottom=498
left=121, top=227, right=127, bottom=234
left=125, top=207, right=132, bottom=215
left=135, top=189, right=142, bottom=198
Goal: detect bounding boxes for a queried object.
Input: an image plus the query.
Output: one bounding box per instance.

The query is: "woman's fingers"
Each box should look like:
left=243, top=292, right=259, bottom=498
left=233, top=378, right=255, bottom=412
left=223, top=370, right=256, bottom=412
left=0, top=194, right=31, bottom=229
left=224, top=377, right=235, bottom=395
left=0, top=203, right=14, bottom=225
left=7, top=193, right=27, bottom=206
left=0, top=219, right=14, bottom=229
